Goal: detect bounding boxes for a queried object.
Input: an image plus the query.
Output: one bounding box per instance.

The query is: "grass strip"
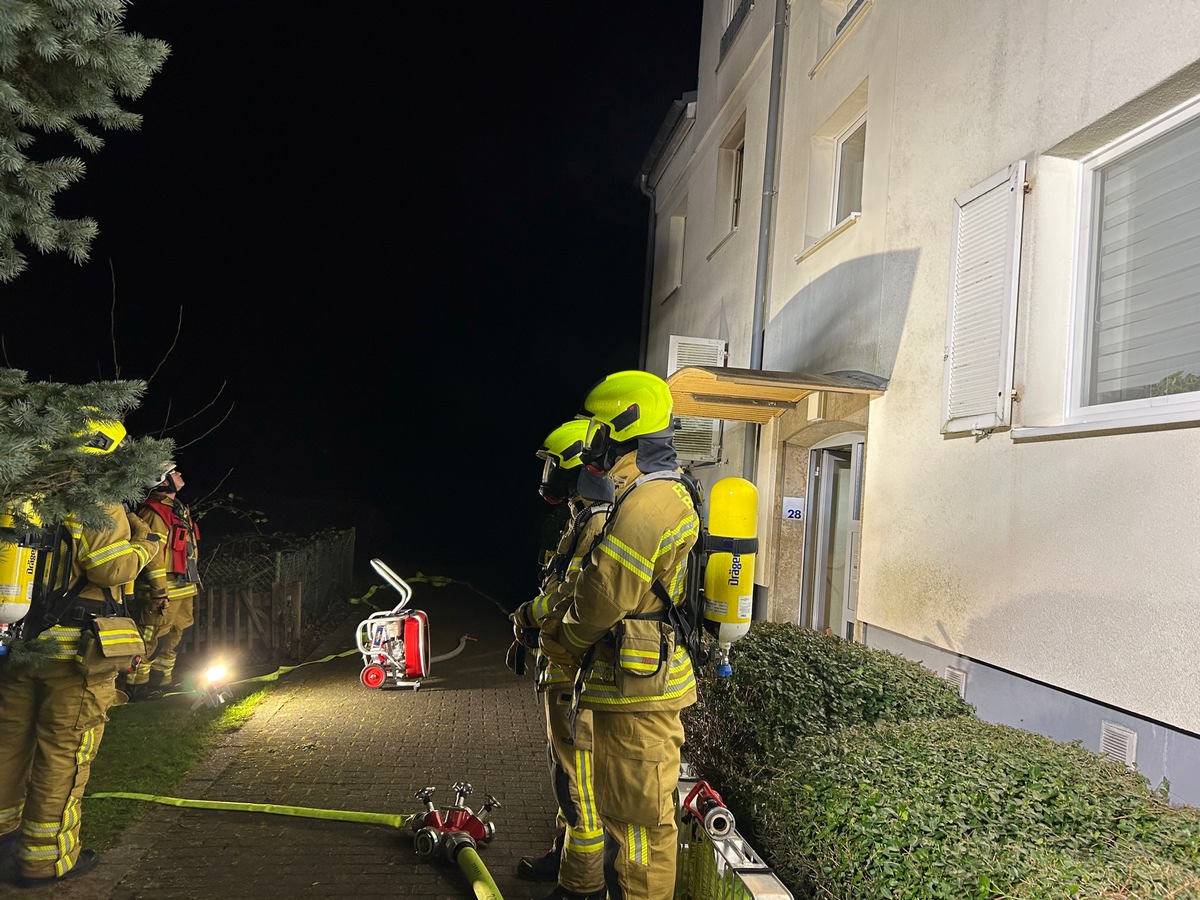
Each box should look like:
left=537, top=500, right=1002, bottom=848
left=84, top=687, right=269, bottom=848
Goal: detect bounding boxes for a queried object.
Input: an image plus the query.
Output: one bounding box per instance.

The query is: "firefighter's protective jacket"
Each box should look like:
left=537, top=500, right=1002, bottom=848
left=134, top=496, right=200, bottom=602
left=39, top=503, right=160, bottom=659
left=544, top=451, right=700, bottom=712
left=514, top=499, right=610, bottom=692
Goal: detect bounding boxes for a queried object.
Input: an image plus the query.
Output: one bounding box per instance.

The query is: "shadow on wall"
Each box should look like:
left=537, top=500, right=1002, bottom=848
left=764, top=249, right=920, bottom=379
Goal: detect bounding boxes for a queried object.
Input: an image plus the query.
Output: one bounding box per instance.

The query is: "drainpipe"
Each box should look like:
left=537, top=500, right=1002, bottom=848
left=744, top=0, right=790, bottom=618
left=743, top=0, right=790, bottom=478
left=638, top=175, right=656, bottom=370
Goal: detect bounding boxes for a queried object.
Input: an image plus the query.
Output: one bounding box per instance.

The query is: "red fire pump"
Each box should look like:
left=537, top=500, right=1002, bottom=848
left=356, top=558, right=471, bottom=690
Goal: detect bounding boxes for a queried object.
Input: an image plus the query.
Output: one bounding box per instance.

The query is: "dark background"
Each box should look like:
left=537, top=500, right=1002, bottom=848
left=0, top=4, right=702, bottom=602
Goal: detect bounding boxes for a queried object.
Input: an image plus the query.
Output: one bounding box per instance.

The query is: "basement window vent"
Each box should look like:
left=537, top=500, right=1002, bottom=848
left=943, top=666, right=967, bottom=698
left=1099, top=721, right=1137, bottom=768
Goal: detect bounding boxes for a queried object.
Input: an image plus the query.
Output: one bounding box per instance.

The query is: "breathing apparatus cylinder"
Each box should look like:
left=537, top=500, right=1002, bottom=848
left=702, top=477, right=758, bottom=676
left=0, top=505, right=42, bottom=653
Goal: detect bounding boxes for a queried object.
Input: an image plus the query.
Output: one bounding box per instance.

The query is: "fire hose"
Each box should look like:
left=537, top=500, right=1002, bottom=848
left=88, top=784, right=504, bottom=899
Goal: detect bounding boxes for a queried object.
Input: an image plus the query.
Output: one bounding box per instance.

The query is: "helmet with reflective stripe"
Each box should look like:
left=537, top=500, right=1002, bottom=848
left=581, top=370, right=673, bottom=449
left=74, top=411, right=126, bottom=455
left=536, top=419, right=589, bottom=505
left=536, top=419, right=589, bottom=471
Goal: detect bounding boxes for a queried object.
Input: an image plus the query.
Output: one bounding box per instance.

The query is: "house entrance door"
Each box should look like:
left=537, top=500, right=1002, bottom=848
left=801, top=434, right=864, bottom=640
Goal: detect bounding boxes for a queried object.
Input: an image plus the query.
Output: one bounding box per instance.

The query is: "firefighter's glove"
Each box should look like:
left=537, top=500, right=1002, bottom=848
left=509, top=605, right=540, bottom=649
left=537, top=625, right=578, bottom=672
left=505, top=640, right=527, bottom=676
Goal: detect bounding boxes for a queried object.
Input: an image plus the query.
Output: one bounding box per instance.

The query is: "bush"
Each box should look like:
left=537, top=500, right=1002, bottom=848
left=684, top=622, right=1200, bottom=897
left=683, top=622, right=972, bottom=787
left=749, top=717, right=1200, bottom=898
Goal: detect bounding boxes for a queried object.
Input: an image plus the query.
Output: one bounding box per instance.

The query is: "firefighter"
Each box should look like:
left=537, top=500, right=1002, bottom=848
left=510, top=419, right=612, bottom=900
left=127, top=463, right=200, bottom=700
left=0, top=419, right=159, bottom=887
left=539, top=370, right=700, bottom=900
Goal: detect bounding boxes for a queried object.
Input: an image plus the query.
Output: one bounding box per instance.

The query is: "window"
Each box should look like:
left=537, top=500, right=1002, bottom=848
left=1070, top=98, right=1200, bottom=424
left=654, top=196, right=687, bottom=302
left=942, top=162, right=1027, bottom=434
left=720, top=0, right=754, bottom=61
left=801, top=80, right=867, bottom=253
left=718, top=116, right=747, bottom=236
left=833, top=114, right=866, bottom=226
left=667, top=335, right=726, bottom=462
left=813, top=0, right=871, bottom=73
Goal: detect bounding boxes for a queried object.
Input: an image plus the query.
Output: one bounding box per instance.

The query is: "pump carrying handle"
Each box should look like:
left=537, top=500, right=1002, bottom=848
left=370, top=558, right=413, bottom=611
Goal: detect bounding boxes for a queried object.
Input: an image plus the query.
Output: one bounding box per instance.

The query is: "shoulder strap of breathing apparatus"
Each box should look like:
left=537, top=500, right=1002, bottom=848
left=548, top=501, right=612, bottom=584
left=585, top=470, right=715, bottom=666
left=20, top=524, right=116, bottom=640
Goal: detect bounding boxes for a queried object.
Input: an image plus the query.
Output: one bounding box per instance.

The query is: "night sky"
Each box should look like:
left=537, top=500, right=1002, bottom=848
left=0, top=4, right=702, bottom=601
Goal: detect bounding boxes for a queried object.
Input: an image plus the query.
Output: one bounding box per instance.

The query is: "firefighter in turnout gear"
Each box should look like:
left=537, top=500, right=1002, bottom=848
left=539, top=371, right=700, bottom=900
left=0, top=419, right=156, bottom=888
left=128, top=464, right=200, bottom=699
left=511, top=419, right=613, bottom=900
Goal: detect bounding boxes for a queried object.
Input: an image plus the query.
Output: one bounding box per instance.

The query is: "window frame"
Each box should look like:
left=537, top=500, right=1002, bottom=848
left=831, top=112, right=867, bottom=229
left=1066, top=94, right=1200, bottom=428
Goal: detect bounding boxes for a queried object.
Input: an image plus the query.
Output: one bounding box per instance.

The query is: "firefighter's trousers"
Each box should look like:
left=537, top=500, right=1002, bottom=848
left=134, top=595, right=193, bottom=685
left=0, top=653, right=121, bottom=881
left=592, top=708, right=685, bottom=900
left=544, top=688, right=604, bottom=893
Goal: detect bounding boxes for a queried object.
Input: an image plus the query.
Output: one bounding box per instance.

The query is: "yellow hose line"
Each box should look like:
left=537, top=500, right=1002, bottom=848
left=232, top=648, right=361, bottom=685
left=454, top=844, right=505, bottom=900
left=87, top=791, right=413, bottom=830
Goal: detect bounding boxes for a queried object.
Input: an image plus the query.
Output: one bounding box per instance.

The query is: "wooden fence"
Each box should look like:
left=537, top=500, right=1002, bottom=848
left=180, top=581, right=304, bottom=661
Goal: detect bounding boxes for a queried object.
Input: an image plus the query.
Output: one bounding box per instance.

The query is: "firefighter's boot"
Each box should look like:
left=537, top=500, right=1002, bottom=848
left=144, top=669, right=167, bottom=701
left=517, top=833, right=563, bottom=882
left=16, top=849, right=100, bottom=888
left=533, top=887, right=607, bottom=900
left=126, top=681, right=149, bottom=702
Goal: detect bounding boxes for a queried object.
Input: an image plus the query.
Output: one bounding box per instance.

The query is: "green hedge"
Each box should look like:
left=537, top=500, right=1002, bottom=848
left=749, top=717, right=1200, bottom=898
left=684, top=622, right=1200, bottom=898
left=683, top=622, right=972, bottom=784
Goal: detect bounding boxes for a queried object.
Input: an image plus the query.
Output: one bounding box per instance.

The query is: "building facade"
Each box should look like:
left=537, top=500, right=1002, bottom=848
left=641, top=0, right=1200, bottom=805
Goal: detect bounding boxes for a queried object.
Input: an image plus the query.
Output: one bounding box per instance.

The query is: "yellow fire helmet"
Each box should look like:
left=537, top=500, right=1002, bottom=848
left=74, top=413, right=127, bottom=455
left=581, top=369, right=674, bottom=450
left=536, top=419, right=590, bottom=471
left=536, top=419, right=589, bottom=504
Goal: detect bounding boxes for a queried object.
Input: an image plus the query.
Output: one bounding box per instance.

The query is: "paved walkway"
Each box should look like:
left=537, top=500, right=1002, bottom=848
left=2, top=580, right=558, bottom=899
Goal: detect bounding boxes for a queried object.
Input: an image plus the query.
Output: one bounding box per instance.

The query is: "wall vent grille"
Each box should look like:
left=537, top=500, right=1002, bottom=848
left=943, top=666, right=967, bottom=698
left=1100, top=721, right=1137, bottom=768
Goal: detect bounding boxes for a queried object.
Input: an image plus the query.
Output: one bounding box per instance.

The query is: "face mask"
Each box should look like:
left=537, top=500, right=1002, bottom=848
left=575, top=466, right=615, bottom=504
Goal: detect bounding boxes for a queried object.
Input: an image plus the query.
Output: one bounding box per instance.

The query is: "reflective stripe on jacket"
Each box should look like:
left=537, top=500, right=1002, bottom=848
left=64, top=503, right=161, bottom=603
left=516, top=500, right=610, bottom=692
left=135, top=498, right=199, bottom=602
left=559, top=452, right=700, bottom=712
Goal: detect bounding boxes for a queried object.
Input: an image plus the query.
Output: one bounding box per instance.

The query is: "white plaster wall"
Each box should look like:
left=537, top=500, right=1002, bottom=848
left=853, top=0, right=1200, bottom=733
left=646, top=4, right=778, bottom=489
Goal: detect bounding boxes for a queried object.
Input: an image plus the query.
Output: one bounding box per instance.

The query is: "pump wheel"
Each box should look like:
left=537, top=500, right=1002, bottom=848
left=360, top=665, right=386, bottom=688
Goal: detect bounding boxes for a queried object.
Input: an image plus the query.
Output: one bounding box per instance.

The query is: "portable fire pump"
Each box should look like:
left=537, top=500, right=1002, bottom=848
left=355, top=558, right=471, bottom=690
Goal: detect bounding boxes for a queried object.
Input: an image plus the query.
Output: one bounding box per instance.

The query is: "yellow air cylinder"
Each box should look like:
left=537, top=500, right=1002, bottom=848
left=702, top=477, right=758, bottom=649
left=0, top=506, right=40, bottom=627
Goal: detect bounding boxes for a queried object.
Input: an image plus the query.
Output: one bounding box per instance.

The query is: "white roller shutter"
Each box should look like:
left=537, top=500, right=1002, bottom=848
left=667, top=335, right=726, bottom=462
left=942, top=161, right=1027, bottom=434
